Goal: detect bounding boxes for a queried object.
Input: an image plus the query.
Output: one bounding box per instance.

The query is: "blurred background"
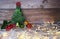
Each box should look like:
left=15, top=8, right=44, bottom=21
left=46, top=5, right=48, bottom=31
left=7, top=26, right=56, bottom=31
left=0, top=0, right=60, bottom=25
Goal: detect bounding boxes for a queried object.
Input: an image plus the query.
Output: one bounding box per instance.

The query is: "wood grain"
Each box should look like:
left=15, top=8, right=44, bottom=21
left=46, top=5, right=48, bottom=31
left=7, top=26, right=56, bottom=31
left=0, top=8, right=60, bottom=24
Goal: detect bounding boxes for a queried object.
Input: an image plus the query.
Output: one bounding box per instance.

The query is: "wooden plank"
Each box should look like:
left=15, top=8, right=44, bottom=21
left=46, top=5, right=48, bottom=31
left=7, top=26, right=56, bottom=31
left=0, top=8, right=60, bottom=24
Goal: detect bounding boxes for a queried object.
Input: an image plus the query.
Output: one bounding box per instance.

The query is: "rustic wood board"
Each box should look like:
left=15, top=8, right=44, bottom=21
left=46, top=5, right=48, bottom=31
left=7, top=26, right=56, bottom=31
left=0, top=8, right=60, bottom=24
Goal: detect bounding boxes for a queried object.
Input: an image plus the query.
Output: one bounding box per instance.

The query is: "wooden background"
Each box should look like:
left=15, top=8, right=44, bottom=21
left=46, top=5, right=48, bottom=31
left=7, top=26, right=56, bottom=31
left=0, top=8, right=60, bottom=25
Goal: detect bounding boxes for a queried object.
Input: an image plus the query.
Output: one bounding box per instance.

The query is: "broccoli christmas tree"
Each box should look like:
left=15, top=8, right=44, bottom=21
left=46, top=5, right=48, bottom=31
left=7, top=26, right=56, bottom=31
left=1, top=2, right=32, bottom=31
left=11, top=2, right=25, bottom=24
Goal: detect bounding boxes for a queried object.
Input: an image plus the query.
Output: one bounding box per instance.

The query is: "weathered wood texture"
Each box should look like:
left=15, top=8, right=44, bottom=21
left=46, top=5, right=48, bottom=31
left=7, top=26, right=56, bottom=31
left=0, top=8, right=60, bottom=25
